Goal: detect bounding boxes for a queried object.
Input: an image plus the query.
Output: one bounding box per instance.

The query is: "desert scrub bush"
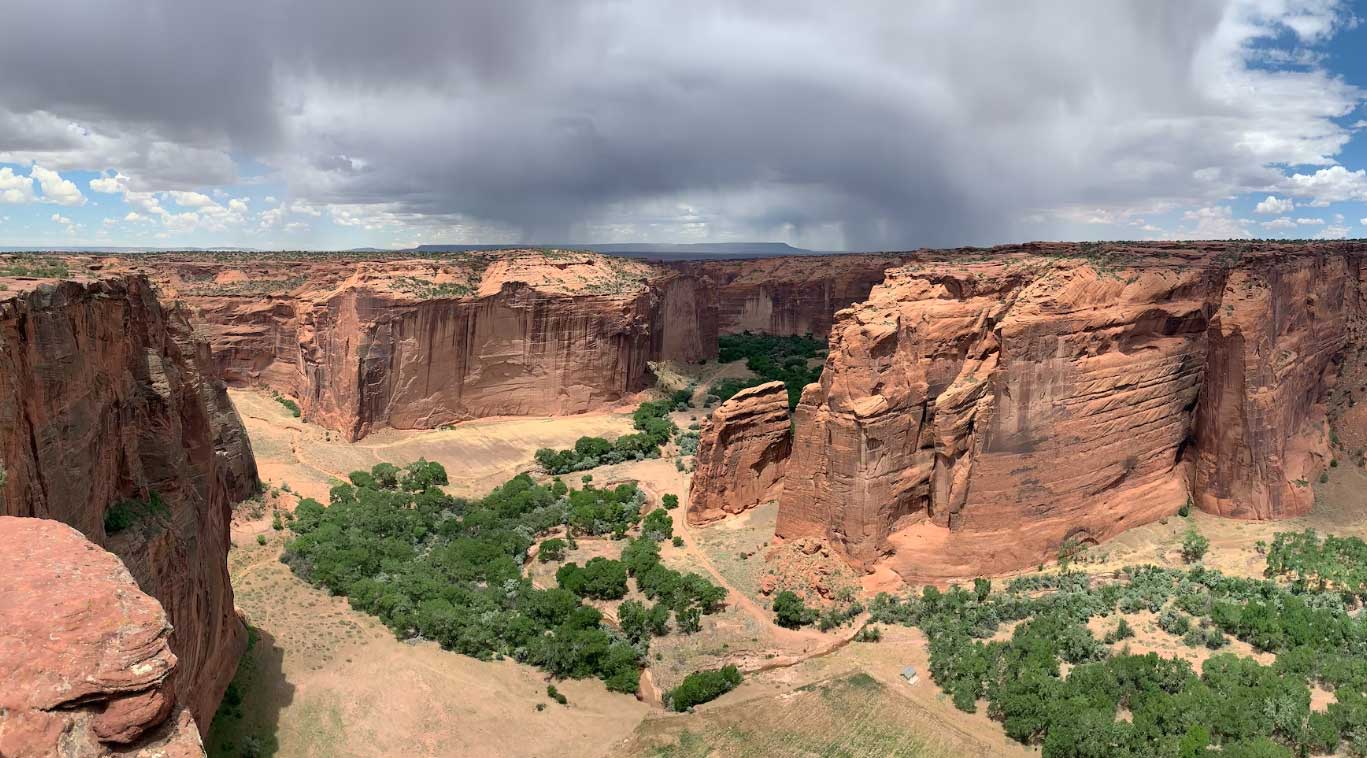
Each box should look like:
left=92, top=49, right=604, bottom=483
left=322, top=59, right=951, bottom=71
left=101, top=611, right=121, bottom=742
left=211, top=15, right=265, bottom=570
left=1181, top=527, right=1210, bottom=563
left=667, top=665, right=742, bottom=711
left=534, top=400, right=676, bottom=474
left=0, top=255, right=70, bottom=278
left=538, top=537, right=566, bottom=562
left=676, top=429, right=700, bottom=456
left=642, top=508, right=673, bottom=541
left=104, top=492, right=169, bottom=534
left=772, top=590, right=817, bottom=629
left=1103, top=617, right=1134, bottom=643
left=546, top=684, right=568, bottom=705
left=854, top=625, right=882, bottom=642
left=661, top=493, right=679, bottom=510
left=270, top=391, right=301, bottom=418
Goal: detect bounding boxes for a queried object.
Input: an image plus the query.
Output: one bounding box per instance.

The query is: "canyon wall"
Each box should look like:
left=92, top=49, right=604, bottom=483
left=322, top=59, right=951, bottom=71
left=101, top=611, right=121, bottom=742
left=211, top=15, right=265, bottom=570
left=0, top=516, right=205, bottom=757
left=772, top=243, right=1366, bottom=581
left=687, top=381, right=791, bottom=525
left=673, top=254, right=912, bottom=336
left=0, top=274, right=258, bottom=733
left=96, top=251, right=716, bottom=441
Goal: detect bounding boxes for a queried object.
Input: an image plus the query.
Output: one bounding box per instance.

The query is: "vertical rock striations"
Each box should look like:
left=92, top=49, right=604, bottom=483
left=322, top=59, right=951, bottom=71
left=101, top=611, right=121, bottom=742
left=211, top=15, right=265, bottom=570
left=769, top=243, right=1367, bottom=581
left=296, top=253, right=717, bottom=440
left=95, top=250, right=718, bottom=441
left=1193, top=254, right=1356, bottom=519
left=0, top=274, right=258, bottom=734
left=687, top=381, right=791, bottom=525
left=673, top=253, right=913, bottom=337
left=0, top=516, right=205, bottom=757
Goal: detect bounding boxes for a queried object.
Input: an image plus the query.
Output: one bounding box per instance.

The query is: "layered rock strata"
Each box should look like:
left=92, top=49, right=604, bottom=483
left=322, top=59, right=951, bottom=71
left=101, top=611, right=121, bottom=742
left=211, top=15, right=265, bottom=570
left=687, top=381, right=791, bottom=525
left=673, top=254, right=913, bottom=336
left=0, top=274, right=257, bottom=733
left=85, top=250, right=716, bottom=441
left=0, top=516, right=205, bottom=758
left=772, top=243, right=1365, bottom=581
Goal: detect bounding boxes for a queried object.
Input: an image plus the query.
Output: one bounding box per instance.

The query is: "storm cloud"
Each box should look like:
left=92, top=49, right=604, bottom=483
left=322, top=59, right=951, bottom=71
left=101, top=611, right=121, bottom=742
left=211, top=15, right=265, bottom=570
left=0, top=0, right=1361, bottom=248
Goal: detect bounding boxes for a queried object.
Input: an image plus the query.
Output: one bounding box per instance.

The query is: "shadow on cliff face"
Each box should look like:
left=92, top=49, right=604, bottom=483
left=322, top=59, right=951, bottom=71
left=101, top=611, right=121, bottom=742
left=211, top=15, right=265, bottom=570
left=206, top=624, right=294, bottom=757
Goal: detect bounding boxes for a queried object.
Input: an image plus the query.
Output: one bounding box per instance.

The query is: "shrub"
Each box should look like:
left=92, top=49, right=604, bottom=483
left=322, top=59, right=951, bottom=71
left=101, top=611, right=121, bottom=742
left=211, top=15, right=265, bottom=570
left=104, top=492, right=169, bottom=534
left=672, top=536, right=684, bottom=547
left=534, top=401, right=678, bottom=474
left=256, top=534, right=267, bottom=546
left=1103, top=617, right=1134, bottom=643
left=1159, top=608, right=1191, bottom=636
left=855, top=625, right=882, bottom=642
left=400, top=458, right=448, bottom=491
left=1181, top=528, right=1210, bottom=563
left=642, top=509, right=673, bottom=541
left=547, top=685, right=568, bottom=705
left=538, top=538, right=566, bottom=563
left=557, top=557, right=629, bottom=600
left=668, top=666, right=742, bottom=711
left=773, top=591, right=816, bottom=628
left=661, top=493, right=680, bottom=510
left=272, top=392, right=302, bottom=417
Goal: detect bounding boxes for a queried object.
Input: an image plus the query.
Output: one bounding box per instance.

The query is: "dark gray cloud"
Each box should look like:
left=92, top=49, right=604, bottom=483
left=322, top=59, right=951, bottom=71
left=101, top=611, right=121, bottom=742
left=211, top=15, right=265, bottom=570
left=0, top=0, right=1360, bottom=248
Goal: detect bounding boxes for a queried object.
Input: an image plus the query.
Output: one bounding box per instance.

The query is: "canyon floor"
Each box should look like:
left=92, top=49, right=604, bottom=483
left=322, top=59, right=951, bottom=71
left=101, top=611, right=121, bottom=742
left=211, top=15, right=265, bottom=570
left=212, top=381, right=1367, bottom=758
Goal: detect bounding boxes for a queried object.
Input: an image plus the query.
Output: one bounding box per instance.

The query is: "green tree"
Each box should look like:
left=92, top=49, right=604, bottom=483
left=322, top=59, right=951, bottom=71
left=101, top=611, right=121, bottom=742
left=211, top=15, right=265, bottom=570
left=538, top=537, right=566, bottom=563
left=773, top=590, right=815, bottom=629
left=1182, top=528, right=1210, bottom=563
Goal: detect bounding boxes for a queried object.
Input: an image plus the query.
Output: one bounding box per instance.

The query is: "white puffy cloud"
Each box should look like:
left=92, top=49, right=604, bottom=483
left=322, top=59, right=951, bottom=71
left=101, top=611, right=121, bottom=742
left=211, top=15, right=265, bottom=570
left=89, top=171, right=129, bottom=194
left=1280, top=166, right=1367, bottom=205
left=0, top=166, right=36, bottom=203
left=1254, top=195, right=1295, bottom=214
left=30, top=165, right=85, bottom=206
left=49, top=212, right=76, bottom=233
left=1260, top=217, right=1297, bottom=230
left=1174, top=206, right=1252, bottom=239
left=1295, top=217, right=1325, bottom=225
left=167, top=190, right=216, bottom=208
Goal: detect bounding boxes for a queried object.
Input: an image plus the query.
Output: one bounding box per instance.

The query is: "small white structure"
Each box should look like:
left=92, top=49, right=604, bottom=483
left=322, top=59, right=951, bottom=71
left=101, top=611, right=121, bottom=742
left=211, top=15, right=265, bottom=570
left=901, top=666, right=919, bottom=685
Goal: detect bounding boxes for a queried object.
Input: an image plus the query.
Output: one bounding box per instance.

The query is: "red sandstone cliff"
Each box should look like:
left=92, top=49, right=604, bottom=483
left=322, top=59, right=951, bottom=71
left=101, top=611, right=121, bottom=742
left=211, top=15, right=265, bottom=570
left=687, top=381, right=791, bottom=525
left=771, top=242, right=1366, bottom=581
left=89, top=250, right=716, bottom=441
left=0, top=516, right=205, bottom=757
left=0, top=274, right=258, bottom=734
left=672, top=254, right=912, bottom=336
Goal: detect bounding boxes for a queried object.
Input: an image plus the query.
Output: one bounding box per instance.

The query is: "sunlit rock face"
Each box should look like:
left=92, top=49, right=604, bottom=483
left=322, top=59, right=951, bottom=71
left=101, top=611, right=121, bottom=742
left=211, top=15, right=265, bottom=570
left=688, top=381, right=792, bottom=525
left=0, top=275, right=257, bottom=735
left=770, top=242, right=1364, bottom=582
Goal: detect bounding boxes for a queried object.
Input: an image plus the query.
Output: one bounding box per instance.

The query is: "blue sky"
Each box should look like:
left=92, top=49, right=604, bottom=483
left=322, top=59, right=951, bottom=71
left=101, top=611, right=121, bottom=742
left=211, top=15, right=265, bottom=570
left=2, top=1, right=1367, bottom=250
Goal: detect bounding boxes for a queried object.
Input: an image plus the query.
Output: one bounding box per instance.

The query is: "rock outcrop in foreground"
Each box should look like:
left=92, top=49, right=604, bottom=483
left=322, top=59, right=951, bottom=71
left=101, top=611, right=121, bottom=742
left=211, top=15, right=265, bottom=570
left=687, top=381, right=791, bottom=525
left=771, top=242, right=1365, bottom=581
left=0, top=516, right=204, bottom=757
left=0, top=274, right=258, bottom=734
